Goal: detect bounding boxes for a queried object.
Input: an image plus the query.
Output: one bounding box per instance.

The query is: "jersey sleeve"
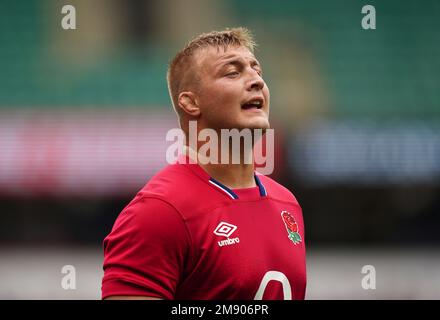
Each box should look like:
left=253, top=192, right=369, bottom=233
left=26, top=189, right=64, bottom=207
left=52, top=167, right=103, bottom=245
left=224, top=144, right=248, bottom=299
left=101, top=196, right=191, bottom=300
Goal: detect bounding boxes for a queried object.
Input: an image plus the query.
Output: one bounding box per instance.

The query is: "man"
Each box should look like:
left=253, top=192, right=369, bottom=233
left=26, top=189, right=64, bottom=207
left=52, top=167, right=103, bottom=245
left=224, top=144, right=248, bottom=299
left=102, top=27, right=306, bottom=300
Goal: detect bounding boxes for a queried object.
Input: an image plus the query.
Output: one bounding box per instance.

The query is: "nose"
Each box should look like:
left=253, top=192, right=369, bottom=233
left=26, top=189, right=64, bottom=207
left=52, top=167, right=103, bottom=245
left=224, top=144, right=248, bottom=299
left=246, top=71, right=265, bottom=92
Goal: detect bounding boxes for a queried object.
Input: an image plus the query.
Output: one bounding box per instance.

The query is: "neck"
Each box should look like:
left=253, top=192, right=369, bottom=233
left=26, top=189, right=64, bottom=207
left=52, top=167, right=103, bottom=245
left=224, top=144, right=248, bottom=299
left=202, top=162, right=256, bottom=189
left=183, top=144, right=256, bottom=189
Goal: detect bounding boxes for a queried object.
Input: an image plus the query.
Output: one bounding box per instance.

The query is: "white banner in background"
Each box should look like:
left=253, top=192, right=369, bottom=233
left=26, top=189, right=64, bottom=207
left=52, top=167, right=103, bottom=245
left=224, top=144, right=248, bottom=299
left=0, top=110, right=176, bottom=196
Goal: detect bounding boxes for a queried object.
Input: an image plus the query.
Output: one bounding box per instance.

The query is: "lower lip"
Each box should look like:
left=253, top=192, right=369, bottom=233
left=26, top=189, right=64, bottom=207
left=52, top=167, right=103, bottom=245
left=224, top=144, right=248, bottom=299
left=241, top=107, right=263, bottom=113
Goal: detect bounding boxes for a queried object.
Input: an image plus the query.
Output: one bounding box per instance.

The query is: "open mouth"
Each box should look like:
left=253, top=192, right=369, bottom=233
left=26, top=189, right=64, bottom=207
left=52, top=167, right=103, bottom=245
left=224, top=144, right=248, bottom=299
left=241, top=98, right=264, bottom=110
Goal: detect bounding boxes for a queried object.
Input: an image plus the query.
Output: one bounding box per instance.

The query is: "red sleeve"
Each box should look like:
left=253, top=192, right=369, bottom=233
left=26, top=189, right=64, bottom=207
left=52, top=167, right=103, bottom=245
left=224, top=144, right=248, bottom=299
left=101, top=196, right=191, bottom=300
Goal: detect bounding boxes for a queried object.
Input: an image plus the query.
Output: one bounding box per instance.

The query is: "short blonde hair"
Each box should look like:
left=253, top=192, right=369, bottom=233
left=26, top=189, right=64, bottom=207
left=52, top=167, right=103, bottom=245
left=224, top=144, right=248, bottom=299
left=167, top=27, right=256, bottom=116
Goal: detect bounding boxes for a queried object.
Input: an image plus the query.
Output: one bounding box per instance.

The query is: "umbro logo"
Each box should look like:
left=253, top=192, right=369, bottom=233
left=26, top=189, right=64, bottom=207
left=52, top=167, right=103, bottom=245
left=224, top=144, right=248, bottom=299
left=214, top=222, right=237, bottom=237
left=213, top=222, right=240, bottom=247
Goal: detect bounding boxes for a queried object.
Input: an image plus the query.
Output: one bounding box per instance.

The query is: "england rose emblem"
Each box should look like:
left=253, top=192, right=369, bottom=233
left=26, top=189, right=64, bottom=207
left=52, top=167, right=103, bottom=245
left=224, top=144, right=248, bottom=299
left=281, top=211, right=302, bottom=245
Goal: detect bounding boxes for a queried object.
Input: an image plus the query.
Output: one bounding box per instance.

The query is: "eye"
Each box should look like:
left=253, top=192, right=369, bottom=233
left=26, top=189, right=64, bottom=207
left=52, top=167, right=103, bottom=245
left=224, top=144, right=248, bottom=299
left=225, top=71, right=239, bottom=77
left=226, top=70, right=238, bottom=77
left=254, top=68, right=263, bottom=76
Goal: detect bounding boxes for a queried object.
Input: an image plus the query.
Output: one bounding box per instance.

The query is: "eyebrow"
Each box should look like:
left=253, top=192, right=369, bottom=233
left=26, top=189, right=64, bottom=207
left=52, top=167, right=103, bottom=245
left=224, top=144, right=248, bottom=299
left=216, top=57, right=262, bottom=73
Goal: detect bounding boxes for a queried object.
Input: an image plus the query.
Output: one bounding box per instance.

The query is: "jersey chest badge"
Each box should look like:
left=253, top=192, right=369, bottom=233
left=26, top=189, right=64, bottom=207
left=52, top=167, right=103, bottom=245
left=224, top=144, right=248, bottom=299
left=281, top=211, right=302, bottom=245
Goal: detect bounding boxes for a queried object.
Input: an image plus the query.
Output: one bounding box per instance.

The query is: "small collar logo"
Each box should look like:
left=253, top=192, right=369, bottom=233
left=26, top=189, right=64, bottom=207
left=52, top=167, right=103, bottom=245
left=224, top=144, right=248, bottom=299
left=214, top=222, right=240, bottom=247
left=281, top=211, right=302, bottom=245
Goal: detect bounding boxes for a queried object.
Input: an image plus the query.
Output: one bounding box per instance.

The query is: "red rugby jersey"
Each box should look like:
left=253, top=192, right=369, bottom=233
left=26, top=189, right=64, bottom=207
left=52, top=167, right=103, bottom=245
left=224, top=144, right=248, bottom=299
left=102, top=156, right=306, bottom=300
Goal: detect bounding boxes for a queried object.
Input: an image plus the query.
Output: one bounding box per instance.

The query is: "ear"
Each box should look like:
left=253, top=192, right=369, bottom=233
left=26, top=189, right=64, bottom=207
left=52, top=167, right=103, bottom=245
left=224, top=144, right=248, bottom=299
left=177, top=92, right=201, bottom=117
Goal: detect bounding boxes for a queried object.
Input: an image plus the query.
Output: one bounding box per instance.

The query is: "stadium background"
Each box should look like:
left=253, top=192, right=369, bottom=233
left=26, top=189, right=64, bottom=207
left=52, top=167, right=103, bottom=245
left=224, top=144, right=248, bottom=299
left=0, top=0, right=439, bottom=299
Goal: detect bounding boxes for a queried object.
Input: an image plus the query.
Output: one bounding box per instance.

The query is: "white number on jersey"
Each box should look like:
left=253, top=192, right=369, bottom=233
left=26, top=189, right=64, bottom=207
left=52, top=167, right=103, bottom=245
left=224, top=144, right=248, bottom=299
left=254, top=271, right=292, bottom=300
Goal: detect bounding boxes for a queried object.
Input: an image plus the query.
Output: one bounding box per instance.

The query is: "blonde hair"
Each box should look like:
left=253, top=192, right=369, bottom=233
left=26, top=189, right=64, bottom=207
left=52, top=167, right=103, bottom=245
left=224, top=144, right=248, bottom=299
left=167, top=27, right=257, bottom=117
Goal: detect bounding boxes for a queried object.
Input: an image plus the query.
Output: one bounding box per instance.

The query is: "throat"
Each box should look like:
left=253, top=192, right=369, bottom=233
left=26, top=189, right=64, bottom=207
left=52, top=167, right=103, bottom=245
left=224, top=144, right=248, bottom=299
left=199, top=162, right=256, bottom=189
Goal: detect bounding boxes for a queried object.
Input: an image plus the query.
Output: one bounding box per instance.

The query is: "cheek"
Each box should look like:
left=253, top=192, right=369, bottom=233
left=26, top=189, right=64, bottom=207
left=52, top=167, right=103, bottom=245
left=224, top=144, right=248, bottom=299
left=264, top=85, right=270, bottom=101
left=263, top=87, right=271, bottom=111
left=206, top=82, right=240, bottom=108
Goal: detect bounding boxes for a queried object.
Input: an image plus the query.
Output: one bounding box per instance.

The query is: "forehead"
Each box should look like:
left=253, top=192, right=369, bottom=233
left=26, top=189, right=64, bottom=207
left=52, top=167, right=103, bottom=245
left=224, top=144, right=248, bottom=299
left=195, top=45, right=258, bottom=73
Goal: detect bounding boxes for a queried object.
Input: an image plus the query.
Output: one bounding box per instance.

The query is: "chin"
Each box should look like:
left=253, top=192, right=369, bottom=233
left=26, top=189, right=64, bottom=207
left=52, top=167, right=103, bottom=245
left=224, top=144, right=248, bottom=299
left=217, top=117, right=270, bottom=131
left=243, top=119, right=270, bottom=130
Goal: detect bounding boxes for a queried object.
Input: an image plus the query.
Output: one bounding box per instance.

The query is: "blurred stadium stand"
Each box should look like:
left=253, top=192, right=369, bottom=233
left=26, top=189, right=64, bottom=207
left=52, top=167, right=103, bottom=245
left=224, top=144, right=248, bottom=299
left=0, top=0, right=439, bottom=298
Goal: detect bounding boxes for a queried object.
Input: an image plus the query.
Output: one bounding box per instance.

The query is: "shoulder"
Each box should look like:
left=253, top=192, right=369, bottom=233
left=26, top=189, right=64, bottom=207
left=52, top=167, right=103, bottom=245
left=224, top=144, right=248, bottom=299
left=111, top=195, right=182, bottom=230
left=134, top=163, right=227, bottom=215
left=106, top=195, right=190, bottom=249
left=257, top=173, right=301, bottom=205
